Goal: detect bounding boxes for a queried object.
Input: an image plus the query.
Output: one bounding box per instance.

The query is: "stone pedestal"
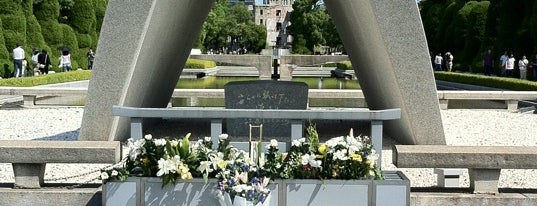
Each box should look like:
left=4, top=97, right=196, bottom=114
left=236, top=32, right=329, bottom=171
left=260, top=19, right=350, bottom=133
left=469, top=168, right=501, bottom=194
left=13, top=163, right=46, bottom=188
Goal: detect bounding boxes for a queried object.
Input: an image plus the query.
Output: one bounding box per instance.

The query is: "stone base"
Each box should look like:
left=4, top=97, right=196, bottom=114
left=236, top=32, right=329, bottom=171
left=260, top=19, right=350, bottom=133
left=412, top=190, right=537, bottom=206
left=13, top=163, right=45, bottom=188
left=469, top=168, right=501, bottom=194
left=0, top=186, right=102, bottom=206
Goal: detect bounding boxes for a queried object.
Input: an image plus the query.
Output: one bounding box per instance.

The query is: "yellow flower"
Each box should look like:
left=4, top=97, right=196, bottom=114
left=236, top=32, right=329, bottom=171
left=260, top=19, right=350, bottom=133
left=366, top=159, right=371, bottom=166
left=318, top=144, right=327, bottom=155
left=178, top=165, right=189, bottom=174
left=369, top=170, right=375, bottom=176
left=217, top=159, right=228, bottom=170
left=350, top=153, right=362, bottom=162
left=181, top=172, right=193, bottom=180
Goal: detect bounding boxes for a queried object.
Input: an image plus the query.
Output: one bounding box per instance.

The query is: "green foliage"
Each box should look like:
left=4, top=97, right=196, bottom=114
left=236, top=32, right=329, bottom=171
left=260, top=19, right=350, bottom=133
left=65, top=0, right=95, bottom=34
left=0, top=0, right=21, bottom=15
left=76, top=33, right=92, bottom=48
left=26, top=15, right=50, bottom=53
left=0, top=18, right=9, bottom=60
left=0, top=59, right=12, bottom=78
left=434, top=71, right=537, bottom=91
left=292, top=35, right=311, bottom=54
left=185, top=59, right=216, bottom=69
left=33, top=0, right=60, bottom=20
left=0, top=70, right=91, bottom=86
left=336, top=61, right=353, bottom=70
left=289, top=0, right=338, bottom=54
left=1, top=1, right=26, bottom=51
left=201, top=1, right=265, bottom=54
left=39, top=20, right=62, bottom=46
left=93, top=0, right=108, bottom=33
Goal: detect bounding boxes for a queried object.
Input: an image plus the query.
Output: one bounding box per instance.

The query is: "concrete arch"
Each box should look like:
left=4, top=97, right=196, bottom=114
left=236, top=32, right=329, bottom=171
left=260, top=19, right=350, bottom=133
left=80, top=0, right=445, bottom=145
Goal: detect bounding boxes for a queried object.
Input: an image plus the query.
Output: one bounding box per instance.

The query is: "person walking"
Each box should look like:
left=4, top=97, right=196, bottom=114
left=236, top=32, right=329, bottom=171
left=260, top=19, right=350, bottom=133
left=531, top=55, right=537, bottom=81
left=87, top=48, right=95, bottom=70
left=505, top=54, right=515, bottom=77
left=499, top=51, right=508, bottom=76
left=518, top=55, right=529, bottom=80
left=434, top=53, right=443, bottom=71
left=31, top=48, right=39, bottom=75
left=60, top=49, right=72, bottom=72
left=445, top=52, right=453, bottom=72
left=37, top=49, right=51, bottom=75
left=483, top=49, right=494, bottom=76
left=12, top=43, right=25, bottom=78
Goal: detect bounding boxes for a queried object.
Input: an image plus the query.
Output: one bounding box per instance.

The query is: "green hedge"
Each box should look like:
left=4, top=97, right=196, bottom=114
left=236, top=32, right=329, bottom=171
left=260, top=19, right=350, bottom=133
left=0, top=18, right=8, bottom=60
left=33, top=0, right=60, bottom=20
left=26, top=15, right=50, bottom=53
left=185, top=59, right=216, bottom=69
left=76, top=33, right=92, bottom=48
left=0, top=59, right=12, bottom=78
left=66, top=0, right=95, bottom=34
left=336, top=61, right=353, bottom=70
left=0, top=70, right=91, bottom=86
left=434, top=71, right=537, bottom=91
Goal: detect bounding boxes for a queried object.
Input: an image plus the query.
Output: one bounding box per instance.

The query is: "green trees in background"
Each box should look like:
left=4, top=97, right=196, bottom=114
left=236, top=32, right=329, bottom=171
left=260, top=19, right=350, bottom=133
left=200, top=1, right=266, bottom=54
left=289, top=0, right=341, bottom=54
left=420, top=0, right=537, bottom=74
left=0, top=0, right=106, bottom=78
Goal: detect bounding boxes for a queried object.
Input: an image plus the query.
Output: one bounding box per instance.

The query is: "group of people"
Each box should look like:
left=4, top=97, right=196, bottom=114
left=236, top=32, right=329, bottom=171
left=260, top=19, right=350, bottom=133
left=433, top=52, right=454, bottom=72
left=11, top=43, right=95, bottom=78
left=483, top=49, right=537, bottom=80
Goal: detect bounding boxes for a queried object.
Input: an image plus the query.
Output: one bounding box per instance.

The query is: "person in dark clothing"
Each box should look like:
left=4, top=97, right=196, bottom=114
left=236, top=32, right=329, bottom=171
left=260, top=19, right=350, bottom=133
left=37, top=50, right=51, bottom=75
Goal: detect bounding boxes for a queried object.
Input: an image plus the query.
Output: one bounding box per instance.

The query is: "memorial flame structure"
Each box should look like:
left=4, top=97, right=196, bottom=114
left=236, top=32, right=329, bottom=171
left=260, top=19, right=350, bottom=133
left=80, top=0, right=445, bottom=145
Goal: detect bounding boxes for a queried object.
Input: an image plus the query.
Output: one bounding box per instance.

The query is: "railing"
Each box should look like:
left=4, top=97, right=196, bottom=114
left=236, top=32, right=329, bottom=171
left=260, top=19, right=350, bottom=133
left=1, top=87, right=536, bottom=111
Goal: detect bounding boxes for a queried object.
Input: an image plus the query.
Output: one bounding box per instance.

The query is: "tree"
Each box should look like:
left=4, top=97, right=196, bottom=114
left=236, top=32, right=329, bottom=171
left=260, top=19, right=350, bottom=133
left=201, top=1, right=266, bottom=54
left=289, top=0, right=339, bottom=54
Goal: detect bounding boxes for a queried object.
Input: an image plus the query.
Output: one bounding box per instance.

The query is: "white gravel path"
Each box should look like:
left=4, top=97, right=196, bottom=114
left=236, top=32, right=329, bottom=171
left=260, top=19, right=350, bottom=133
left=0, top=107, right=536, bottom=188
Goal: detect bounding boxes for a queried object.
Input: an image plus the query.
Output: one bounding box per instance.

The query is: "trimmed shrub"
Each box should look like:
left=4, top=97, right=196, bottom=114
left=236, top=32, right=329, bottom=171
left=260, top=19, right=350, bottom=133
left=185, top=59, right=216, bottom=69
left=76, top=33, right=92, bottom=48
left=39, top=20, right=63, bottom=46
left=33, top=0, right=60, bottom=21
left=0, top=0, right=21, bottom=15
left=26, top=15, right=50, bottom=53
left=93, top=0, right=108, bottom=33
left=0, top=59, right=12, bottom=78
left=1, top=4, right=27, bottom=50
left=0, top=18, right=9, bottom=60
left=336, top=61, right=353, bottom=70
left=434, top=71, right=537, bottom=91
left=66, top=0, right=96, bottom=34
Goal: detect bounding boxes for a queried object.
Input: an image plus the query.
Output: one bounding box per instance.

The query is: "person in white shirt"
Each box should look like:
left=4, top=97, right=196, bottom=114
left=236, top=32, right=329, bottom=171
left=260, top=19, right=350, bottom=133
left=505, top=54, right=515, bottom=77
left=12, top=43, right=25, bottom=78
left=60, top=50, right=72, bottom=72
left=518, top=55, right=529, bottom=80
left=434, top=53, right=443, bottom=71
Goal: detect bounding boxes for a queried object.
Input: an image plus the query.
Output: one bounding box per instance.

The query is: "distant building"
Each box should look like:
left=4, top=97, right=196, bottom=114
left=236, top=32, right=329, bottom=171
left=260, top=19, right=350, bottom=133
left=253, top=0, right=294, bottom=49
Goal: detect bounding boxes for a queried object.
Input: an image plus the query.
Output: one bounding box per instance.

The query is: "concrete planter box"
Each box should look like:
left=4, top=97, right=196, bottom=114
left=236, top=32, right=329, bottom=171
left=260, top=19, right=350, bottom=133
left=103, top=171, right=408, bottom=206
left=103, top=178, right=280, bottom=206
left=283, top=171, right=409, bottom=206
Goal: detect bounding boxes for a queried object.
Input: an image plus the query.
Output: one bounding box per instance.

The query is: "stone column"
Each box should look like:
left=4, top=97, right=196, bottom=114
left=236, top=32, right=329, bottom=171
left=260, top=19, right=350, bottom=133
left=324, top=0, right=445, bottom=144
left=80, top=0, right=215, bottom=141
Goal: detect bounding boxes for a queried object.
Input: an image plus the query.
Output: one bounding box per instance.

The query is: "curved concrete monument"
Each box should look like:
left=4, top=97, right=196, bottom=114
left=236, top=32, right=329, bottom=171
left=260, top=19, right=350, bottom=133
left=80, top=0, right=445, bottom=145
